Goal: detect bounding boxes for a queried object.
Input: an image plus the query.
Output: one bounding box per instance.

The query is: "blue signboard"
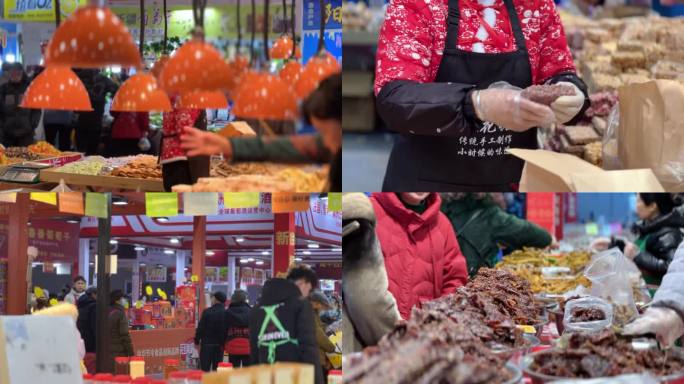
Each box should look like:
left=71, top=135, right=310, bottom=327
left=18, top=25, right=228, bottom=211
left=301, top=0, right=342, bottom=64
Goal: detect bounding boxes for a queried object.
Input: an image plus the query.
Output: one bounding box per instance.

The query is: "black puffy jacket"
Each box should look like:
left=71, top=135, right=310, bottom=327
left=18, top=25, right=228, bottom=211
left=250, top=278, right=322, bottom=384
left=0, top=77, right=40, bottom=142
left=633, top=206, right=684, bottom=280
left=195, top=303, right=227, bottom=346
left=77, top=294, right=97, bottom=353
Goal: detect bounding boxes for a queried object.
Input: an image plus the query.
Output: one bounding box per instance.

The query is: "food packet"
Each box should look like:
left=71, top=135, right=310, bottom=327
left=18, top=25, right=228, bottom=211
left=563, top=296, right=613, bottom=334
left=584, top=248, right=638, bottom=326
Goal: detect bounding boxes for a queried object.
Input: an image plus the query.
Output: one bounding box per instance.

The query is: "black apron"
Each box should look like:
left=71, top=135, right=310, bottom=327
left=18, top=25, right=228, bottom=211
left=382, top=0, right=536, bottom=192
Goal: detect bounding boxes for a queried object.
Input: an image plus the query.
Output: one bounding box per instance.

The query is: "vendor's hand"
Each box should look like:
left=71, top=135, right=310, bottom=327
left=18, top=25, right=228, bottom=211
left=180, top=126, right=232, bottom=158
left=624, top=241, right=639, bottom=260
left=549, top=82, right=584, bottom=124
left=590, top=237, right=611, bottom=252
left=473, top=89, right=555, bottom=132
left=623, top=307, right=684, bottom=346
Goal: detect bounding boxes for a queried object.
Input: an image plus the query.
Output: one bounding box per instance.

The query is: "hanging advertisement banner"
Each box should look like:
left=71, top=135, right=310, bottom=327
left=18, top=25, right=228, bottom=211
left=146, top=266, right=167, bottom=283
left=3, top=0, right=86, bottom=22
left=301, top=0, right=342, bottom=63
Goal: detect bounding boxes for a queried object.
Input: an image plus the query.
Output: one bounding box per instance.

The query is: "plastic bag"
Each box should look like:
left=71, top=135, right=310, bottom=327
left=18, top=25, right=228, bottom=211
left=554, top=373, right=660, bottom=384
left=602, top=103, right=621, bottom=170
left=563, top=296, right=613, bottom=334
left=584, top=248, right=638, bottom=326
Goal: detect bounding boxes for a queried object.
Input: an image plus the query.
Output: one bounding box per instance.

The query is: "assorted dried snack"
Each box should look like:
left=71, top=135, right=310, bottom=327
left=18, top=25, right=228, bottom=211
left=521, top=84, right=576, bottom=105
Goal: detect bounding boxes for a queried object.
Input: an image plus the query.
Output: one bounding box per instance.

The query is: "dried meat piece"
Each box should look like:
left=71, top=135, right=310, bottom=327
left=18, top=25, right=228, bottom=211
left=521, top=84, right=576, bottom=105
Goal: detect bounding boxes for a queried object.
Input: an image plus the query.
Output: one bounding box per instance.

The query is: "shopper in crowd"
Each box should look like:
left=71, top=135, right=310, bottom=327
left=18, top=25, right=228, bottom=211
left=179, top=74, right=343, bottom=192
left=370, top=193, right=468, bottom=319
left=287, top=264, right=319, bottom=298
left=249, top=277, right=323, bottom=384
left=624, top=241, right=684, bottom=346
left=160, top=94, right=209, bottom=191
left=65, top=275, right=88, bottom=304
left=107, top=111, right=150, bottom=157
left=106, top=289, right=134, bottom=373
left=441, top=193, right=553, bottom=276
left=224, top=290, right=251, bottom=368
left=195, top=291, right=227, bottom=372
left=43, top=109, right=74, bottom=151
left=74, top=68, right=118, bottom=155
left=77, top=287, right=98, bottom=373
left=373, top=0, right=589, bottom=191
left=0, top=62, right=11, bottom=85
left=309, top=290, right=336, bottom=377
left=342, top=193, right=401, bottom=353
left=0, top=63, right=41, bottom=147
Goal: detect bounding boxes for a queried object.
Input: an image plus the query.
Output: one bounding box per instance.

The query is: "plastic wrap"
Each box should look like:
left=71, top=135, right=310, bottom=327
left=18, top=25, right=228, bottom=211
left=584, top=248, right=638, bottom=326
left=602, top=104, right=621, bottom=170
left=563, top=297, right=613, bottom=334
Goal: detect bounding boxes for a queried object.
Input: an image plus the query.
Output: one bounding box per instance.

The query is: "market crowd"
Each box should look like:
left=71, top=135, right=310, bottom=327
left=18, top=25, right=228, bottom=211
left=30, top=265, right=340, bottom=383
left=342, top=192, right=684, bottom=352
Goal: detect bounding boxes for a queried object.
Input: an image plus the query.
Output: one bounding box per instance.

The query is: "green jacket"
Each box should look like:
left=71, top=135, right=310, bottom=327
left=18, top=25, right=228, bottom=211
left=441, top=195, right=552, bottom=277
left=230, top=134, right=331, bottom=163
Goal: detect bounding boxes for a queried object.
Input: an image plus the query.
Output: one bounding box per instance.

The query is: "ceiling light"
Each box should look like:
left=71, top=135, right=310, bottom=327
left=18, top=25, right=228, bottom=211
left=294, top=53, right=340, bottom=99
left=307, top=243, right=319, bottom=249
left=178, top=90, right=228, bottom=109
left=206, top=251, right=215, bottom=256
left=110, top=239, right=118, bottom=245
left=333, top=248, right=342, bottom=252
left=140, top=263, right=146, bottom=267
left=66, top=219, right=80, bottom=224
left=134, top=246, right=145, bottom=251
left=169, top=238, right=180, bottom=244
left=233, top=71, right=298, bottom=121
left=235, top=237, right=245, bottom=243
left=159, top=39, right=232, bottom=93
left=21, top=66, right=92, bottom=111
left=247, top=258, right=255, bottom=262
left=302, top=251, right=311, bottom=255
left=294, top=257, right=303, bottom=262
left=239, top=259, right=249, bottom=264
left=164, top=249, right=174, bottom=255
left=255, top=260, right=264, bottom=266
left=261, top=251, right=270, bottom=256
left=157, top=217, right=169, bottom=222
left=111, top=73, right=172, bottom=112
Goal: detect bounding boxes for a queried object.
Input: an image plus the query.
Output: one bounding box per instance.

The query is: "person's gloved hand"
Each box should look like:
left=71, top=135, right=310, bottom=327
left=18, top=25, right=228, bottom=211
left=473, top=88, right=555, bottom=132
left=622, top=307, right=684, bottom=346
left=550, top=82, right=585, bottom=124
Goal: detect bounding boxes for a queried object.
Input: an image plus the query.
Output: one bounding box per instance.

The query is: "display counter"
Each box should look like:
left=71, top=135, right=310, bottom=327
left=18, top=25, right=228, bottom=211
left=130, top=328, right=196, bottom=375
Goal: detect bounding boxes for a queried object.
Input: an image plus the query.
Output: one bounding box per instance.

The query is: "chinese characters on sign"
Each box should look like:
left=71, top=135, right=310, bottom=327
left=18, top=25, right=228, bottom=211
left=275, top=231, right=295, bottom=246
left=455, top=122, right=514, bottom=158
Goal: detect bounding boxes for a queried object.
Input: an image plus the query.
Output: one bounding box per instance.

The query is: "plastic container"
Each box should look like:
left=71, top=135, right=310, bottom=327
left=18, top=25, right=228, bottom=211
left=163, top=358, right=179, bottom=379
left=217, top=362, right=233, bottom=372
left=187, top=371, right=203, bottom=384
left=328, top=370, right=343, bottom=384
left=129, top=356, right=145, bottom=379
left=491, top=333, right=541, bottom=367
left=113, top=375, right=132, bottom=383
left=168, top=371, right=188, bottom=384
left=93, top=373, right=114, bottom=383
left=562, top=297, right=613, bottom=334
left=115, top=357, right=131, bottom=375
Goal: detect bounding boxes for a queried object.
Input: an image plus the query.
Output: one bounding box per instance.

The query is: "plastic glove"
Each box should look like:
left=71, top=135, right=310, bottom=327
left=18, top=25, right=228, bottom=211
left=550, top=82, right=584, bottom=124
left=473, top=88, right=555, bottom=132
left=622, top=306, right=684, bottom=346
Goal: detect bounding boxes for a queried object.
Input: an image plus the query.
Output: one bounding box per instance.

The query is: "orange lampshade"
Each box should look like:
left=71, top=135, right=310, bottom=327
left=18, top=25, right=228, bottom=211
left=150, top=55, right=170, bottom=81
left=269, top=36, right=302, bottom=60
left=110, top=73, right=171, bottom=112
left=233, top=71, right=298, bottom=121
left=279, top=61, right=303, bottom=83
left=159, top=40, right=232, bottom=93
left=294, top=53, right=340, bottom=99
left=45, top=6, right=142, bottom=69
left=178, top=90, right=228, bottom=109
left=20, top=66, right=92, bottom=111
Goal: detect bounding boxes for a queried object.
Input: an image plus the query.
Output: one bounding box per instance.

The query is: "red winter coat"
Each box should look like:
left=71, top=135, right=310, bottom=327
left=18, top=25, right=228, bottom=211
left=371, top=193, right=468, bottom=319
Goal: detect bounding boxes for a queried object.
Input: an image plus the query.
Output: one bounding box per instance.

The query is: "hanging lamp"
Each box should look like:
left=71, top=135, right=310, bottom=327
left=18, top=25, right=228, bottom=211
left=21, top=0, right=92, bottom=111
left=278, top=0, right=302, bottom=83
left=45, top=2, right=142, bottom=69
left=158, top=0, right=232, bottom=94
left=178, top=90, right=228, bottom=109
left=293, top=0, right=340, bottom=99
left=151, top=0, right=171, bottom=80
left=111, top=0, right=171, bottom=112
left=232, top=0, right=298, bottom=121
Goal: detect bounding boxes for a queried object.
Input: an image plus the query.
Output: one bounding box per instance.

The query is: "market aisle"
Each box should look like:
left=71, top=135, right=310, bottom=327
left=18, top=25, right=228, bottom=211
left=342, top=133, right=393, bottom=191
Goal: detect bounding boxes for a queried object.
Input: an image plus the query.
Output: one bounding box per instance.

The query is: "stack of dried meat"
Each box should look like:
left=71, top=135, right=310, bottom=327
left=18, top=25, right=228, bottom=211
left=345, top=269, right=544, bottom=384
left=529, top=330, right=684, bottom=379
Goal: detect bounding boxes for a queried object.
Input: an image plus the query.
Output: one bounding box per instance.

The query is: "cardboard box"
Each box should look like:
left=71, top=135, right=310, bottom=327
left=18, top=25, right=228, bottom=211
left=508, top=149, right=665, bottom=192
left=218, top=122, right=256, bottom=138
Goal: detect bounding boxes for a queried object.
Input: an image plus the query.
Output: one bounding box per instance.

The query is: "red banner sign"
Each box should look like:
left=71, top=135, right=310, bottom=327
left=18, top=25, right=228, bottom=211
left=0, top=219, right=79, bottom=262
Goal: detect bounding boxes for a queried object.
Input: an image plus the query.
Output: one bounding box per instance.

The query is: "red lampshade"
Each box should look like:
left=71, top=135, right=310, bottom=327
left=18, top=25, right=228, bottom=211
left=269, top=36, right=302, bottom=60
left=20, top=66, right=92, bottom=111
left=279, top=61, right=303, bottom=83
left=178, top=91, right=228, bottom=109
left=110, top=73, right=171, bottom=112
left=150, top=55, right=170, bottom=81
left=159, top=40, right=232, bottom=93
left=233, top=71, right=298, bottom=121
left=45, top=6, right=142, bottom=69
left=294, top=53, right=340, bottom=99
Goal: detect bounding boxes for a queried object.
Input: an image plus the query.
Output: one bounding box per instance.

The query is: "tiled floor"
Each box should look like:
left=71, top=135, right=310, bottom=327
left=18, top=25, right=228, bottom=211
left=342, top=133, right=394, bottom=191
